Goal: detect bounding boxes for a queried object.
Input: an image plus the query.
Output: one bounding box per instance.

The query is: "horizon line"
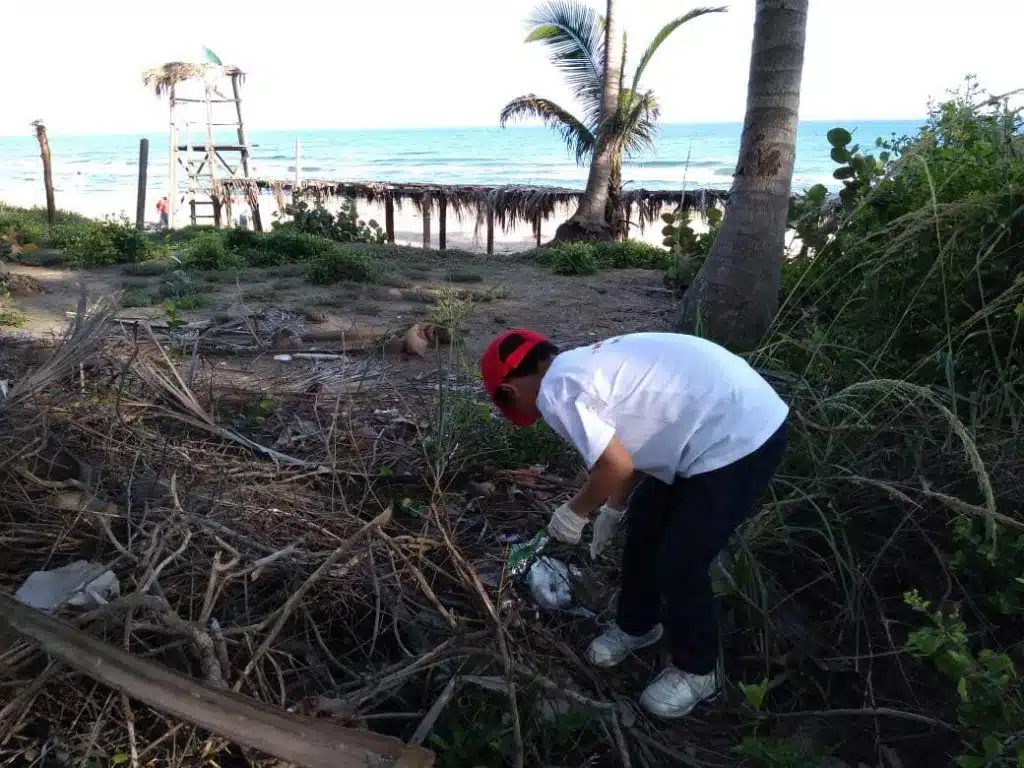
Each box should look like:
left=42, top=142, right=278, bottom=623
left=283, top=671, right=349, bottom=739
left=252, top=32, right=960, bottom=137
left=0, top=117, right=928, bottom=141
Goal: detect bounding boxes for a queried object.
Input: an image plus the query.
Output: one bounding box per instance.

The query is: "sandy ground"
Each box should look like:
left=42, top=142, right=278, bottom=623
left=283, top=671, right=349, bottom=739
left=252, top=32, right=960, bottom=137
left=2, top=252, right=679, bottom=365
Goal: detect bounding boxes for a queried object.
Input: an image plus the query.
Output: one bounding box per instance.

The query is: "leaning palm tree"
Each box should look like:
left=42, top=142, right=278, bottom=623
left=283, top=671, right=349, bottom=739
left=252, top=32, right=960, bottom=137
left=675, top=0, right=809, bottom=350
left=501, top=1, right=726, bottom=241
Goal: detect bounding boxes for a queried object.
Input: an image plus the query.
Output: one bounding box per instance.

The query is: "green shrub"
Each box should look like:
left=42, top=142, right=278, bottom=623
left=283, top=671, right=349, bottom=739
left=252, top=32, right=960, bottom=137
left=182, top=232, right=245, bottom=271
left=537, top=239, right=669, bottom=276
left=257, top=229, right=339, bottom=266
left=305, top=244, right=378, bottom=284
left=280, top=199, right=386, bottom=244
left=546, top=243, right=598, bottom=276
left=594, top=239, right=671, bottom=269
left=662, top=207, right=722, bottom=291
left=0, top=307, right=26, bottom=327
left=52, top=217, right=154, bottom=267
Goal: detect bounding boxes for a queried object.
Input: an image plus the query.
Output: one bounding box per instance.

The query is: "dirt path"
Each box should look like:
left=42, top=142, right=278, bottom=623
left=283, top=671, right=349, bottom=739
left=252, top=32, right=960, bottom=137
left=3, top=251, right=678, bottom=364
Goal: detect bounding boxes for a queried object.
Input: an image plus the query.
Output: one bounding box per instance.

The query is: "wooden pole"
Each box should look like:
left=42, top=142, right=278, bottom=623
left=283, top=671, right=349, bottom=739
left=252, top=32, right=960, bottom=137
left=31, top=121, right=56, bottom=226
left=231, top=73, right=263, bottom=232
left=168, top=86, right=178, bottom=229
left=486, top=207, right=495, bottom=255
left=533, top=214, right=542, bottom=248
left=384, top=191, right=395, bottom=244
left=135, top=138, right=149, bottom=231
left=422, top=195, right=431, bottom=250
left=204, top=83, right=218, bottom=227
left=438, top=197, right=447, bottom=251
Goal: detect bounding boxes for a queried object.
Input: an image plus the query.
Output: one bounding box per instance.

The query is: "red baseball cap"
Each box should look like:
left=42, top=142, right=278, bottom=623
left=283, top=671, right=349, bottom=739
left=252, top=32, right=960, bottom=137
left=479, top=328, right=550, bottom=426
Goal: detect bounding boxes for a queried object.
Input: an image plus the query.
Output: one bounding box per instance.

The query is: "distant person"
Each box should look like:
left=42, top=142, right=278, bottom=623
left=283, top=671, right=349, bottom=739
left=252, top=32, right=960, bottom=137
left=156, top=197, right=169, bottom=230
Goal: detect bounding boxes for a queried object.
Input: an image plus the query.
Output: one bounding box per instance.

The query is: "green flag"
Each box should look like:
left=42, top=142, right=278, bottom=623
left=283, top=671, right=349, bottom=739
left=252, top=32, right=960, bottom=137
left=201, top=46, right=223, bottom=65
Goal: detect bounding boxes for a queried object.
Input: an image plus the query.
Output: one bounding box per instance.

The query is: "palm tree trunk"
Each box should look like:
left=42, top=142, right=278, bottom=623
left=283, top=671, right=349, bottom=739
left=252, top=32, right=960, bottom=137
left=675, top=0, right=808, bottom=350
left=607, top=158, right=625, bottom=240
left=555, top=0, right=622, bottom=242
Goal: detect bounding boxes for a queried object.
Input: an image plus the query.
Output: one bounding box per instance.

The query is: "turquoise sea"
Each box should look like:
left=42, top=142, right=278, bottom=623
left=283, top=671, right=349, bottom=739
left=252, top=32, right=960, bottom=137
left=0, top=120, right=923, bottom=218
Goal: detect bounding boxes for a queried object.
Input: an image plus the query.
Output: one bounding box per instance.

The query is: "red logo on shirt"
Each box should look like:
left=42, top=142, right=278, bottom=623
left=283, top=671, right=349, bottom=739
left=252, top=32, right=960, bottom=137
left=589, top=337, right=621, bottom=354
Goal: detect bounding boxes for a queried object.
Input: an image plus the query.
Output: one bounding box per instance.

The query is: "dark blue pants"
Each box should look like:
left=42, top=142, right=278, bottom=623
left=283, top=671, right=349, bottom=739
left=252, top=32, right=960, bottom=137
left=616, top=422, right=788, bottom=674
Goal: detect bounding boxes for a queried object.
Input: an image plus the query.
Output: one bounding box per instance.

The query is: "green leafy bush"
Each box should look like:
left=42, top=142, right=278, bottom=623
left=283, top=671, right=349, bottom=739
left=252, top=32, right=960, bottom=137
left=546, top=243, right=598, bottom=275
left=662, top=206, right=722, bottom=291
left=305, top=244, right=378, bottom=284
left=779, top=76, right=1023, bottom=392
left=259, top=229, right=338, bottom=265
left=537, top=239, right=669, bottom=276
left=181, top=232, right=245, bottom=270
left=51, top=217, right=154, bottom=267
left=279, top=199, right=386, bottom=244
left=594, top=239, right=671, bottom=269
left=737, top=80, right=1023, bottom=767
left=0, top=307, right=26, bottom=327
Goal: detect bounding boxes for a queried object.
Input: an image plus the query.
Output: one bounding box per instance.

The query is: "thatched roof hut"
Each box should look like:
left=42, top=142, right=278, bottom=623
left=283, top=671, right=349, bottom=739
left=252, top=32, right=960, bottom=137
left=216, top=178, right=728, bottom=236
left=142, top=62, right=245, bottom=98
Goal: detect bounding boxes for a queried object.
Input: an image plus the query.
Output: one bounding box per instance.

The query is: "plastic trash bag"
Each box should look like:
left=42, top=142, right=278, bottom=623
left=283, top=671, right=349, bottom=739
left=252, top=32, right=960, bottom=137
left=527, top=556, right=580, bottom=610
left=15, top=560, right=120, bottom=614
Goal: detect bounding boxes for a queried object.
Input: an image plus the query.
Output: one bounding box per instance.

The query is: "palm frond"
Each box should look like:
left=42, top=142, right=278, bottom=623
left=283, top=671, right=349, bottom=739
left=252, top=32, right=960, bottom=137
left=613, top=89, right=661, bottom=159
left=631, top=6, right=727, bottom=93
left=500, top=95, right=596, bottom=165
left=525, top=0, right=605, bottom=99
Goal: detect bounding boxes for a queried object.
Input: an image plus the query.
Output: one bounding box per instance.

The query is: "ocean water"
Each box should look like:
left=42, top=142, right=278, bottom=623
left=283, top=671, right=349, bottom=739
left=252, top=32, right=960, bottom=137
left=0, top=120, right=923, bottom=219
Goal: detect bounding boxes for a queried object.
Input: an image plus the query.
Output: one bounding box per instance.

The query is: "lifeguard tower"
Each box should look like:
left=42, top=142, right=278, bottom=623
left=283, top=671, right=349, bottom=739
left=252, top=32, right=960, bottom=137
left=143, top=50, right=263, bottom=231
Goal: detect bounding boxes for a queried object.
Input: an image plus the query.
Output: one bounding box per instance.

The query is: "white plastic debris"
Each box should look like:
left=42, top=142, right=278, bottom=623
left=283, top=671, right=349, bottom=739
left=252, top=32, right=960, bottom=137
left=0, top=380, right=9, bottom=400
left=527, top=556, right=579, bottom=610
left=15, top=561, right=120, bottom=614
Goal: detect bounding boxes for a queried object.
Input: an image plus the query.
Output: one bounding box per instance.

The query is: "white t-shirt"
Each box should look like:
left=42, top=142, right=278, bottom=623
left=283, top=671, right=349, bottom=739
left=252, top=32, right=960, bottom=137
left=536, top=333, right=788, bottom=481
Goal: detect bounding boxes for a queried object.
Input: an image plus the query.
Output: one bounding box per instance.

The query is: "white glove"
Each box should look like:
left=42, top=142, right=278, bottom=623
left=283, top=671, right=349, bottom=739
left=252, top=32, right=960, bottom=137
left=589, top=503, right=626, bottom=560
left=547, top=502, right=589, bottom=545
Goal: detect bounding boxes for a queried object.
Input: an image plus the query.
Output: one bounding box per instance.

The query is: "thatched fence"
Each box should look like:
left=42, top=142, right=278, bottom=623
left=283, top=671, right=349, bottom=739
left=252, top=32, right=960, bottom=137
left=215, top=178, right=729, bottom=253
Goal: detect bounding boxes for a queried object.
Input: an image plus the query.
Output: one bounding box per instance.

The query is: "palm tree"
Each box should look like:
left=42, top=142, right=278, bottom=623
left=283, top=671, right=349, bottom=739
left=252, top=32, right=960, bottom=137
left=501, top=1, right=726, bottom=241
left=675, top=0, right=809, bottom=350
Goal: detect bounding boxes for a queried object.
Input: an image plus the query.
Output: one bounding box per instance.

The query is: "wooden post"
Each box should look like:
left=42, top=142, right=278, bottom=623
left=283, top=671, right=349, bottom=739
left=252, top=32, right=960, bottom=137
left=168, top=85, right=178, bottom=229
left=438, top=197, right=447, bottom=250
left=231, top=73, right=263, bottom=232
left=384, top=191, right=395, bottom=244
left=204, top=83, right=218, bottom=227
left=31, top=121, right=56, bottom=226
left=135, top=138, right=149, bottom=231
left=486, top=207, right=495, bottom=255
left=422, top=195, right=431, bottom=250
left=533, top=214, right=542, bottom=248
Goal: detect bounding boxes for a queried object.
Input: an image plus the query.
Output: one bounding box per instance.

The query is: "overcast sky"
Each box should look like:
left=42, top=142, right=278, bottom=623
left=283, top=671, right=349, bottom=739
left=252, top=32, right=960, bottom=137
left=1, top=0, right=1018, bottom=136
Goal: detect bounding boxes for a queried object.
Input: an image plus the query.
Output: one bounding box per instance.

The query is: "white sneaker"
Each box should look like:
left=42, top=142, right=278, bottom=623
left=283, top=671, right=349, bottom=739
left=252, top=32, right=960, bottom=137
left=585, top=623, right=663, bottom=668
left=639, top=666, right=721, bottom=719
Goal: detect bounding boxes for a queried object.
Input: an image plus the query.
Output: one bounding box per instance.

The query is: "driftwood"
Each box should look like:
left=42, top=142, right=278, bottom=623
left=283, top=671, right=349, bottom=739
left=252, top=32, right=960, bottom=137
left=0, top=595, right=434, bottom=768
